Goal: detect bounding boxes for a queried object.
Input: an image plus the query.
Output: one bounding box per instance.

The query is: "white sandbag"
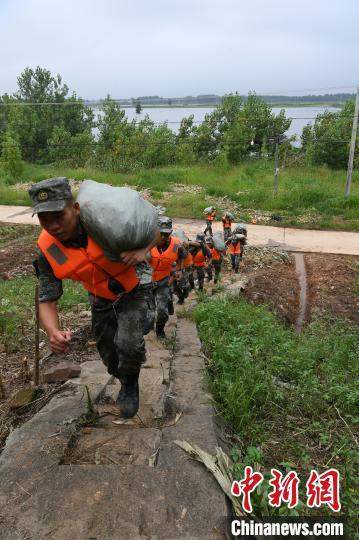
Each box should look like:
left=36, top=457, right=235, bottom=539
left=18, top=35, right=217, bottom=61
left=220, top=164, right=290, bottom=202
left=225, top=211, right=235, bottom=221
left=233, top=223, right=247, bottom=236
left=232, top=234, right=246, bottom=245
left=77, top=179, right=158, bottom=260
left=213, top=232, right=226, bottom=252
left=173, top=229, right=188, bottom=244
left=203, top=206, right=214, bottom=215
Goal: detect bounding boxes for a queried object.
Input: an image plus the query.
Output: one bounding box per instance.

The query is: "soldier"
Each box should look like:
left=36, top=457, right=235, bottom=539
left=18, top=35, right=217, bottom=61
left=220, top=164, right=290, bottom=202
left=205, top=236, right=224, bottom=284
left=203, top=207, right=216, bottom=237
left=150, top=217, right=187, bottom=338
left=221, top=212, right=234, bottom=242
left=30, top=177, right=156, bottom=419
left=226, top=234, right=244, bottom=273
left=190, top=233, right=212, bottom=291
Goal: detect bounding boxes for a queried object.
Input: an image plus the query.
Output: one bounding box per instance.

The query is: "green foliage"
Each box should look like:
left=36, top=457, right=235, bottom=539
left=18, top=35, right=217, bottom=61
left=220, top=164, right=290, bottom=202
left=48, top=125, right=94, bottom=167
left=175, top=93, right=293, bottom=164
left=1, top=159, right=358, bottom=230
left=96, top=97, right=176, bottom=171
left=302, top=100, right=357, bottom=169
left=0, top=275, right=87, bottom=352
left=0, top=131, right=24, bottom=182
left=0, top=66, right=94, bottom=162
left=135, top=100, right=142, bottom=114
left=193, top=296, right=358, bottom=517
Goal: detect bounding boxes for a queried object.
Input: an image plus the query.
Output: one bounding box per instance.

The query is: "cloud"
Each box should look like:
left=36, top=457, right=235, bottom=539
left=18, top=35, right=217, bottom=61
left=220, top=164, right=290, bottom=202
left=0, top=0, right=358, bottom=97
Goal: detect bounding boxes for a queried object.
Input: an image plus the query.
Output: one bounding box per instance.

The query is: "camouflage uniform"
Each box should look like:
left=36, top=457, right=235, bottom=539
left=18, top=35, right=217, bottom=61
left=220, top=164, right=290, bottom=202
left=153, top=277, right=172, bottom=329
left=190, top=242, right=211, bottom=291
left=203, top=220, right=213, bottom=236
left=173, top=269, right=190, bottom=304
left=34, top=218, right=155, bottom=380
left=223, top=227, right=232, bottom=242
left=207, top=259, right=222, bottom=283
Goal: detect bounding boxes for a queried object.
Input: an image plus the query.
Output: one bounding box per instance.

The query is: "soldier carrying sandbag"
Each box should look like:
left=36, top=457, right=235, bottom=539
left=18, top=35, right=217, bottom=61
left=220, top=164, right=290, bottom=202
left=30, top=177, right=159, bottom=419
left=150, top=217, right=187, bottom=338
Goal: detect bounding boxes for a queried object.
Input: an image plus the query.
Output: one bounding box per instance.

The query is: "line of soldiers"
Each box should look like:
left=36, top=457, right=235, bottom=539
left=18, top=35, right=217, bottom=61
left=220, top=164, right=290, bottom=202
left=151, top=213, right=247, bottom=342
left=29, top=177, right=247, bottom=419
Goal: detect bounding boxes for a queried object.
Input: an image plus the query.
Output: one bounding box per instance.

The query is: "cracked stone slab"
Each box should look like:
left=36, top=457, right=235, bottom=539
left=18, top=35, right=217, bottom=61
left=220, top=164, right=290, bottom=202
left=68, top=427, right=162, bottom=466
left=0, top=316, right=228, bottom=539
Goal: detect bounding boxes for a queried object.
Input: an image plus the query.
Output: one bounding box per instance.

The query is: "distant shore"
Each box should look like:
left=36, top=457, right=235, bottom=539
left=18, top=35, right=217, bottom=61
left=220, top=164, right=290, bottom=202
left=113, top=102, right=342, bottom=109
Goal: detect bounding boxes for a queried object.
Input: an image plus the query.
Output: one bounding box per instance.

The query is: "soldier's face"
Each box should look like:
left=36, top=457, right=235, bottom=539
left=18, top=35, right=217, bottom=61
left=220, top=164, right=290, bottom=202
left=159, top=232, right=171, bottom=247
left=38, top=202, right=80, bottom=242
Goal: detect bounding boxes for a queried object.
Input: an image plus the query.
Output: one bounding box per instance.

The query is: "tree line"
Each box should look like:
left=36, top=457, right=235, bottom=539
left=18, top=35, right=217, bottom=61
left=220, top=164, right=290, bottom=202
left=0, top=67, right=357, bottom=180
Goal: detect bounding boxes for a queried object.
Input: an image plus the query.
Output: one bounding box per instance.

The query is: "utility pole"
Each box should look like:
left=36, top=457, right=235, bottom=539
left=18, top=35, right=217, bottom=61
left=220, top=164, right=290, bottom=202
left=274, top=139, right=279, bottom=195
left=345, top=86, right=359, bottom=198
left=34, top=285, right=40, bottom=386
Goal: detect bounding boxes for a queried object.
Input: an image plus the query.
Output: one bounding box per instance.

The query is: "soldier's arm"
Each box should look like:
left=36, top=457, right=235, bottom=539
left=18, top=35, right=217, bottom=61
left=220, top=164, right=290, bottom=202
left=39, top=301, right=72, bottom=354
left=34, top=251, right=71, bottom=354
left=120, top=229, right=161, bottom=266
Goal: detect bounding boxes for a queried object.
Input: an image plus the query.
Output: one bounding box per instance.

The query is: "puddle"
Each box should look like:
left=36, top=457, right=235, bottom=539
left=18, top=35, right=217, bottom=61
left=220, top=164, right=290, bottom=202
left=293, top=252, right=308, bottom=333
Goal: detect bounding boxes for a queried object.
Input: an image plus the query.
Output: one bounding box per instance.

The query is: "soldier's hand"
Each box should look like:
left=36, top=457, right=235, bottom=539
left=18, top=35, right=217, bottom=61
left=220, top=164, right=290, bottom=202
left=120, top=248, right=148, bottom=266
left=49, top=329, right=72, bottom=354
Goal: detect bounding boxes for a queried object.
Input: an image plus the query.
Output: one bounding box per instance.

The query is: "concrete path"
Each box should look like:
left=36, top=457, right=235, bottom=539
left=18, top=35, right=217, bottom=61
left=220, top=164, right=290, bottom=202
left=1, top=205, right=358, bottom=255
left=0, top=312, right=228, bottom=539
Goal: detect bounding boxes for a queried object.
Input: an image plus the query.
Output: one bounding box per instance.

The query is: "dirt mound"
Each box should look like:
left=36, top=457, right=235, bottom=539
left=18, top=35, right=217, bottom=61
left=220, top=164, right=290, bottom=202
left=306, top=253, right=359, bottom=323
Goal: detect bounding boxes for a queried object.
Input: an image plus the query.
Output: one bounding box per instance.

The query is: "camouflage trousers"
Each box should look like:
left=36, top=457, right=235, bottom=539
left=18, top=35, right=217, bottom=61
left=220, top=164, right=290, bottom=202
left=230, top=254, right=241, bottom=273
left=187, top=266, right=195, bottom=290
left=203, top=220, right=213, bottom=236
left=206, top=261, right=222, bottom=283
left=153, top=277, right=172, bottom=328
left=194, top=266, right=205, bottom=290
left=90, top=285, right=155, bottom=379
left=173, top=271, right=190, bottom=303
left=223, top=227, right=232, bottom=242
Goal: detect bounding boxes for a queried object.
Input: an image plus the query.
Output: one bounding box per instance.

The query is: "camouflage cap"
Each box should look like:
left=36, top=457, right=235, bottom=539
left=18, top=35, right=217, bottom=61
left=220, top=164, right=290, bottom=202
left=28, top=177, right=73, bottom=215
left=158, top=216, right=173, bottom=233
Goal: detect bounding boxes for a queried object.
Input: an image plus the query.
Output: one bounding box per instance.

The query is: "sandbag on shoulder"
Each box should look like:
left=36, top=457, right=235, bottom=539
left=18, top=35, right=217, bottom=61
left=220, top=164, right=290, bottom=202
left=212, top=232, right=226, bottom=252
left=77, top=179, right=158, bottom=260
left=233, top=223, right=248, bottom=236
left=173, top=229, right=188, bottom=244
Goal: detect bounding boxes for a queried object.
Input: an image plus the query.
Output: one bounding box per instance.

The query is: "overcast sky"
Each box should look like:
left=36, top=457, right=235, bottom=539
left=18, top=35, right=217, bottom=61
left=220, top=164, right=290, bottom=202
left=1, top=0, right=358, bottom=98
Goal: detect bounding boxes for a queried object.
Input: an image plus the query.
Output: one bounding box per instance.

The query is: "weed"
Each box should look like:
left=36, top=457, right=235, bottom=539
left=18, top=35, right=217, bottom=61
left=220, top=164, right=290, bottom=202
left=193, top=297, right=358, bottom=518
left=1, top=160, right=358, bottom=231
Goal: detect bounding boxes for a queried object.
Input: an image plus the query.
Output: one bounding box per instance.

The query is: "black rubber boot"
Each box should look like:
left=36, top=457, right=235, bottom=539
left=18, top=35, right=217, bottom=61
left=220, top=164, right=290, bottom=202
left=156, top=323, right=166, bottom=339
left=116, top=374, right=139, bottom=418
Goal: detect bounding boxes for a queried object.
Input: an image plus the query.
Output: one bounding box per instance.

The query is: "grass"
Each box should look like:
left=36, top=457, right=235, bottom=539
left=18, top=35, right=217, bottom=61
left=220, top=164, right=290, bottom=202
left=0, top=159, right=358, bottom=231
left=0, top=276, right=88, bottom=351
left=192, top=296, right=358, bottom=520
left=0, top=222, right=39, bottom=248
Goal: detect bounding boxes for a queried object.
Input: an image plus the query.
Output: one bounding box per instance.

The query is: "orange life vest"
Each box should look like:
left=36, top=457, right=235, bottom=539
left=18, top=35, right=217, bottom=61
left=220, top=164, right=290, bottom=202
left=38, top=230, right=139, bottom=301
left=183, top=252, right=193, bottom=268
left=210, top=247, right=222, bottom=261
left=150, top=236, right=181, bottom=282
left=222, top=217, right=232, bottom=228
left=193, top=249, right=207, bottom=267
left=229, top=242, right=241, bottom=255
left=206, top=211, right=216, bottom=222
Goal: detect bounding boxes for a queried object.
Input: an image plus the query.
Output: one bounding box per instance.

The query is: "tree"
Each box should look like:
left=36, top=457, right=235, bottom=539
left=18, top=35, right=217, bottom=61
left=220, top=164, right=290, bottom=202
left=189, top=93, right=291, bottom=163
left=2, top=66, right=94, bottom=162
left=301, top=101, right=357, bottom=169
left=1, top=131, right=24, bottom=182
left=135, top=101, right=142, bottom=114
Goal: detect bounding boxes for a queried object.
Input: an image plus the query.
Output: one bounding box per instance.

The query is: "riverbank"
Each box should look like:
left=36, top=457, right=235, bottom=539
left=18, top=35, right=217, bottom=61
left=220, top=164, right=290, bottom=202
left=1, top=161, right=358, bottom=231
